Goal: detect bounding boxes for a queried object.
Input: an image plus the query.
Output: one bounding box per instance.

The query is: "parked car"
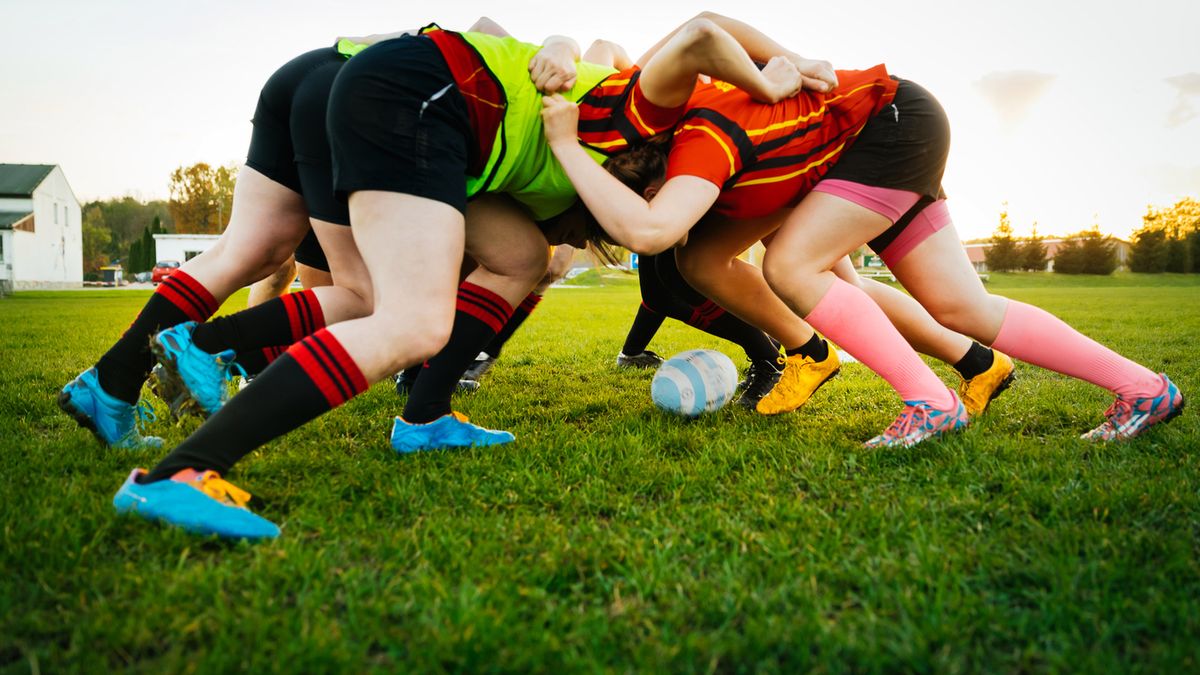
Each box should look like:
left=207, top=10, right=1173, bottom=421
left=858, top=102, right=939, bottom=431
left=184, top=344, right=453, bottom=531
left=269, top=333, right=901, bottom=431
left=151, top=260, right=181, bottom=284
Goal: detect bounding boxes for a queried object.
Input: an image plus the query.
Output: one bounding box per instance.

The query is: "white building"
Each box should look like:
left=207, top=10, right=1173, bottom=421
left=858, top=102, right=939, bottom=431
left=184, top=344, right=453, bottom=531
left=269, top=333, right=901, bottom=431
left=152, top=233, right=220, bottom=265
left=0, top=164, right=83, bottom=290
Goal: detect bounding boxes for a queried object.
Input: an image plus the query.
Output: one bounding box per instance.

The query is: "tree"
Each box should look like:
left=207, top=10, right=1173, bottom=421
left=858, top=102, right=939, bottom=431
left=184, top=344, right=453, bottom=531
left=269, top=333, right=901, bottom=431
left=1190, top=230, right=1200, bottom=274
left=1017, top=223, right=1048, bottom=271
left=1054, top=228, right=1117, bottom=275
left=1141, top=197, right=1200, bottom=238
left=1129, top=229, right=1168, bottom=272
left=83, top=196, right=172, bottom=262
left=82, top=207, right=112, bottom=274
left=1166, top=236, right=1191, bottom=273
left=168, top=162, right=238, bottom=234
left=984, top=208, right=1021, bottom=272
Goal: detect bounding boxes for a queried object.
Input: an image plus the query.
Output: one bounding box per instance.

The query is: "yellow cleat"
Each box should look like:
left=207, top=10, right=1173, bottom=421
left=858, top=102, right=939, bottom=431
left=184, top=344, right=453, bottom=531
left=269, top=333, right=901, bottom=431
left=957, top=350, right=1015, bottom=416
left=755, top=349, right=840, bottom=415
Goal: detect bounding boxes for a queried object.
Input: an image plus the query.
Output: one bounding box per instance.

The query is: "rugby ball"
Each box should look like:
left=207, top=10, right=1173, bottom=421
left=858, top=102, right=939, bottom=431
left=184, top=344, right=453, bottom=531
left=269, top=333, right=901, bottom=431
left=651, top=349, right=739, bottom=417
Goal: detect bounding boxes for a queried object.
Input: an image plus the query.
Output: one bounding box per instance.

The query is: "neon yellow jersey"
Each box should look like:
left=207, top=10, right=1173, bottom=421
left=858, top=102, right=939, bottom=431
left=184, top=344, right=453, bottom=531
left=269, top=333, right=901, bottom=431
left=457, top=32, right=615, bottom=220
left=337, top=30, right=615, bottom=221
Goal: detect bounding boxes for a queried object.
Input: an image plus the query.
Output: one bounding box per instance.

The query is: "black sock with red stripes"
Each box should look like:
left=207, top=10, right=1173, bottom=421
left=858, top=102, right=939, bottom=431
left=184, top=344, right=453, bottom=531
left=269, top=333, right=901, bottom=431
left=142, top=328, right=367, bottom=482
left=234, top=346, right=288, bottom=378
left=482, top=292, right=541, bottom=358
left=621, top=304, right=667, bottom=355
left=192, top=290, right=325, bottom=356
left=686, top=300, right=781, bottom=363
left=96, top=270, right=219, bottom=404
left=403, top=282, right=514, bottom=424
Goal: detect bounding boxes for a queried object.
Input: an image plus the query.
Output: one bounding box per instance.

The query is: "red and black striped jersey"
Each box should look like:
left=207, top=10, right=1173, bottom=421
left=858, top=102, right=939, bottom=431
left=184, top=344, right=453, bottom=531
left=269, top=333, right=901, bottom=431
left=576, top=67, right=686, bottom=155
left=666, top=65, right=899, bottom=218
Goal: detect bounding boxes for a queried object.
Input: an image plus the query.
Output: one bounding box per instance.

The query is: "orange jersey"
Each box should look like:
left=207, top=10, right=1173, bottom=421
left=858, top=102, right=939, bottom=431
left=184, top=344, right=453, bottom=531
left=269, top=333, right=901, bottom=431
left=576, top=67, right=686, bottom=155
left=666, top=65, right=899, bottom=218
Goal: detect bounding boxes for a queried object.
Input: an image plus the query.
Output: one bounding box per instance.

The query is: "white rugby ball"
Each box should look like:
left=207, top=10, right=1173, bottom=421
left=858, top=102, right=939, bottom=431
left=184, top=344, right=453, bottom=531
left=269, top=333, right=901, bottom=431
left=651, top=349, right=739, bottom=417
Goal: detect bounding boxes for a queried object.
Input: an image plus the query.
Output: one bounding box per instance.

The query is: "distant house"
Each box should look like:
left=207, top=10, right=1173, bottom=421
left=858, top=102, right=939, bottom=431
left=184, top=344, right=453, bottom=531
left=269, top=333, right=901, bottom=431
left=153, top=233, right=220, bottom=264
left=0, top=164, right=83, bottom=290
left=964, top=238, right=1131, bottom=272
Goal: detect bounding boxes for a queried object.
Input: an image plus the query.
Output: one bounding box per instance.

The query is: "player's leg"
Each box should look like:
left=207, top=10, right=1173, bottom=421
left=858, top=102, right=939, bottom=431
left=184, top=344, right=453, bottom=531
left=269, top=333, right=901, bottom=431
left=676, top=213, right=838, bottom=415
left=464, top=243, right=576, bottom=387
left=60, top=50, right=331, bottom=448
left=401, top=195, right=551, bottom=432
left=762, top=191, right=966, bottom=447
left=158, top=219, right=373, bottom=417
left=831, top=256, right=1014, bottom=416
left=651, top=250, right=783, bottom=408
left=116, top=191, right=467, bottom=538
left=889, top=217, right=1182, bottom=440
left=247, top=255, right=298, bottom=307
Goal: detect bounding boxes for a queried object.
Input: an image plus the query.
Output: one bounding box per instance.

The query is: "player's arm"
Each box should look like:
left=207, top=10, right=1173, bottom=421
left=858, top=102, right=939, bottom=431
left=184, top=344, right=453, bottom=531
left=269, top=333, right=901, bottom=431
left=583, top=39, right=634, bottom=69
left=638, top=12, right=837, bottom=93
left=638, top=17, right=802, bottom=107
left=467, top=16, right=510, bottom=36
left=543, top=95, right=718, bottom=255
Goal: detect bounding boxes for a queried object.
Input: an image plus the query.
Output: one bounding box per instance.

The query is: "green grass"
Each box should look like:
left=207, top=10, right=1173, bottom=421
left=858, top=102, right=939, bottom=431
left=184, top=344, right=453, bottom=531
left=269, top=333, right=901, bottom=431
left=2, top=274, right=1199, bottom=672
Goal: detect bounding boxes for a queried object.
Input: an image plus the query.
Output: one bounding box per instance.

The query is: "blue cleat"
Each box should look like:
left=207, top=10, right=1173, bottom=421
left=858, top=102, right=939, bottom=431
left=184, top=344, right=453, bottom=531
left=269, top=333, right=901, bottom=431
left=113, top=468, right=279, bottom=540
left=58, top=368, right=162, bottom=450
left=390, top=412, right=515, bottom=454
left=152, top=322, right=244, bottom=417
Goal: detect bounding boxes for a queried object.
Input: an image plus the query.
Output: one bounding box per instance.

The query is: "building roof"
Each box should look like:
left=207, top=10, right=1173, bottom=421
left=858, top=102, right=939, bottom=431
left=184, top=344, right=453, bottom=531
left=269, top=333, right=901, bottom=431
left=0, top=164, right=55, bottom=198
left=0, top=210, right=34, bottom=230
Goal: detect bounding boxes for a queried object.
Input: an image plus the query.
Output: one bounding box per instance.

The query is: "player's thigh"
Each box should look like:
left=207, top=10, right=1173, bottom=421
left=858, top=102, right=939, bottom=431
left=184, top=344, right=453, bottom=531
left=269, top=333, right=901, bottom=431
left=464, top=195, right=551, bottom=284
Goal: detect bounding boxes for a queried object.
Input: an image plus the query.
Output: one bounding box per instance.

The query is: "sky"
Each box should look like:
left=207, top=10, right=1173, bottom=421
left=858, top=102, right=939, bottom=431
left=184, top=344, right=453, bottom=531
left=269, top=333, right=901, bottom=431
left=1, top=0, right=1197, bottom=240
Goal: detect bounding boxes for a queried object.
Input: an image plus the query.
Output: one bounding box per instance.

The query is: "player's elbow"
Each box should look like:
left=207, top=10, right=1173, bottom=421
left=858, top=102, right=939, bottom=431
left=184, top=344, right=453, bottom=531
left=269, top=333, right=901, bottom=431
left=679, top=17, right=721, bottom=52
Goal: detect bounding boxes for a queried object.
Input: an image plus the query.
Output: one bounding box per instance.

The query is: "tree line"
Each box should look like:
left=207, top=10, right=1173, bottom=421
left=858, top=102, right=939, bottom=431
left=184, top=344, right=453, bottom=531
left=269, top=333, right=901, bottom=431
left=983, top=197, right=1199, bottom=275
left=82, top=162, right=238, bottom=275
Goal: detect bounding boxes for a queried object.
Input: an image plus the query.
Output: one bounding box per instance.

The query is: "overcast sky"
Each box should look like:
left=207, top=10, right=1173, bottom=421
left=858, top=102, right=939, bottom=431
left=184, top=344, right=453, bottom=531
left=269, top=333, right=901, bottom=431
left=2, top=0, right=1197, bottom=239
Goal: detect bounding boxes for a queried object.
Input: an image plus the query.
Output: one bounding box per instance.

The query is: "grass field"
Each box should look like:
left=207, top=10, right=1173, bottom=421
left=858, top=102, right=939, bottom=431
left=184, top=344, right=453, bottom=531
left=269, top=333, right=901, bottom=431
left=2, top=273, right=1198, bottom=672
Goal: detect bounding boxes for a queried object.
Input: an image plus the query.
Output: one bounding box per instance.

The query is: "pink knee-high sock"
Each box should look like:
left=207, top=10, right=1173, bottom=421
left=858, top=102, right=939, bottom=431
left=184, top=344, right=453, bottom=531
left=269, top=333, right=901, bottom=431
left=805, top=278, right=954, bottom=408
left=990, top=300, right=1161, bottom=399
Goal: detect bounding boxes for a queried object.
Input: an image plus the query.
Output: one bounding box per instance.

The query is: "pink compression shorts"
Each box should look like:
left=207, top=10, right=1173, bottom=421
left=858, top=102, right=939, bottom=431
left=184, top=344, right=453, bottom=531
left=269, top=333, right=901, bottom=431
left=811, top=178, right=952, bottom=267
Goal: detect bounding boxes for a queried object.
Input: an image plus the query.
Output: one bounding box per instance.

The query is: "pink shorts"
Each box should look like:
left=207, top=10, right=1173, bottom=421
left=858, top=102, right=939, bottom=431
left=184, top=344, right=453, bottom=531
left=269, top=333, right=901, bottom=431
left=812, top=178, right=952, bottom=267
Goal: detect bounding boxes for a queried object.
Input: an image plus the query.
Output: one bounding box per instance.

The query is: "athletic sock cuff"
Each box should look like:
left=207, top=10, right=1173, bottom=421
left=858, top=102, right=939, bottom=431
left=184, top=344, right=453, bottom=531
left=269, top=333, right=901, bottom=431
left=157, top=270, right=218, bottom=322
left=518, top=292, right=543, bottom=314
left=282, top=289, right=326, bottom=342
left=457, top=282, right=514, bottom=333
left=287, top=329, right=368, bottom=407
left=687, top=300, right=726, bottom=330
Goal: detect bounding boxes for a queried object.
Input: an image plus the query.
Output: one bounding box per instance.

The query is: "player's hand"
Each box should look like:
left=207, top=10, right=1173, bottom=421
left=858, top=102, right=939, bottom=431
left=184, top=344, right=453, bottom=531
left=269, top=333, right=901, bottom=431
left=541, top=94, right=580, bottom=147
left=758, top=56, right=803, bottom=103
left=529, top=47, right=578, bottom=93
left=792, top=56, right=837, bottom=93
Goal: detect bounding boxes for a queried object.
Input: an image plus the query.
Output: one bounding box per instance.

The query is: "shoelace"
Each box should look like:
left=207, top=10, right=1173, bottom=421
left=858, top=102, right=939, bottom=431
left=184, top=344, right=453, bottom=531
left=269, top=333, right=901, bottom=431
left=119, top=399, right=158, bottom=439
left=882, top=404, right=930, bottom=440
left=218, top=355, right=248, bottom=386
left=192, top=471, right=252, bottom=508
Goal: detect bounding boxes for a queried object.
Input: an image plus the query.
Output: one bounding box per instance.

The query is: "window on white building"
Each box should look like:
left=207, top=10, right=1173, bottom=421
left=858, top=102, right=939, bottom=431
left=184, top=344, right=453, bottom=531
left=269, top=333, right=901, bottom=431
left=184, top=250, right=202, bottom=261
left=54, top=203, right=59, bottom=225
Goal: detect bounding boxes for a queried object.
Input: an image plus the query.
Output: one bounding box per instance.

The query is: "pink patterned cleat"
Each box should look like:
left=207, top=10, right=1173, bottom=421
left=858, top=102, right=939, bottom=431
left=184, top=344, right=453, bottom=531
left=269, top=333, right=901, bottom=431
left=1081, top=374, right=1185, bottom=442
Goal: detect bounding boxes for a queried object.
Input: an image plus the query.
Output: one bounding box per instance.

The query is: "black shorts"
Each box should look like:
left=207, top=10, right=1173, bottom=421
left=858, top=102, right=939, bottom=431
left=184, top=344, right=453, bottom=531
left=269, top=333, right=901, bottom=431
left=293, top=228, right=330, bottom=272
left=246, top=47, right=350, bottom=226
left=824, top=79, right=949, bottom=201
left=823, top=79, right=951, bottom=256
left=327, top=34, right=473, bottom=214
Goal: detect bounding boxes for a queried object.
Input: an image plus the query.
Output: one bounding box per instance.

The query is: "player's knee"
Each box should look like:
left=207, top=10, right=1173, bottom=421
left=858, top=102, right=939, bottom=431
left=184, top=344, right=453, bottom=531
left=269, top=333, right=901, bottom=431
left=929, top=299, right=988, bottom=337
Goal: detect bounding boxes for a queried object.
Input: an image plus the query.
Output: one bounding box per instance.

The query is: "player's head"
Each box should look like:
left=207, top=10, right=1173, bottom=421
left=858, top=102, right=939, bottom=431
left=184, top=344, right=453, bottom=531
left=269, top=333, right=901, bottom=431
left=602, top=136, right=669, bottom=202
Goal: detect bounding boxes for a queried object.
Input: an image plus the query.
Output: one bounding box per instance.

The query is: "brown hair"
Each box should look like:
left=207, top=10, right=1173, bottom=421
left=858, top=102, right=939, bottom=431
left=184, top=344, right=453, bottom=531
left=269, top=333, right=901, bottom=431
left=580, top=137, right=671, bottom=263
